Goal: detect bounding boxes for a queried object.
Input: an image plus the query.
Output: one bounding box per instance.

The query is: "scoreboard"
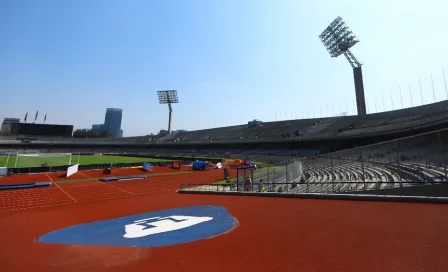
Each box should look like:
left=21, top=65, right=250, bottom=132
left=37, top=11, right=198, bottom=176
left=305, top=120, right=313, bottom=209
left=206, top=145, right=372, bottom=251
left=10, top=123, right=73, bottom=137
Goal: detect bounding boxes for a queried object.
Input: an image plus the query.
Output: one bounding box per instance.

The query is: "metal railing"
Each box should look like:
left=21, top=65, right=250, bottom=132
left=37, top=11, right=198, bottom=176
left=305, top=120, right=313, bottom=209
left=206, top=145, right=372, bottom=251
left=301, top=129, right=448, bottom=186
left=218, top=160, right=304, bottom=187
left=180, top=181, right=448, bottom=198
left=180, top=129, right=448, bottom=198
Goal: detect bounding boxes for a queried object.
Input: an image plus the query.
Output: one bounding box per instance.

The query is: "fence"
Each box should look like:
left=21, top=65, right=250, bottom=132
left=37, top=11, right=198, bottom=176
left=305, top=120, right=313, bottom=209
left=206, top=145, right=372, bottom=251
left=300, top=128, right=448, bottom=188
left=0, top=151, right=196, bottom=174
left=179, top=181, right=448, bottom=198
left=236, top=160, right=303, bottom=192
left=180, top=160, right=304, bottom=192
left=181, top=129, right=448, bottom=196
left=0, top=161, right=180, bottom=175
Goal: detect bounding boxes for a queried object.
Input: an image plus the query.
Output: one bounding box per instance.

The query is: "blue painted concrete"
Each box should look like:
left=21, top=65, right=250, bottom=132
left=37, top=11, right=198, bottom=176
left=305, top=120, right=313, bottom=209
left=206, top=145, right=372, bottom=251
left=38, top=205, right=236, bottom=247
left=99, top=175, right=146, bottom=182
left=0, top=182, right=52, bottom=190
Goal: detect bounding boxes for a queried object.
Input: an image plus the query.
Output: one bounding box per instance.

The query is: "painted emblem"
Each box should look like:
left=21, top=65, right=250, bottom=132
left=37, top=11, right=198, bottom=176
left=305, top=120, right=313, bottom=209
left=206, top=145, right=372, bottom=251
left=124, top=215, right=213, bottom=238
left=38, top=205, right=236, bottom=247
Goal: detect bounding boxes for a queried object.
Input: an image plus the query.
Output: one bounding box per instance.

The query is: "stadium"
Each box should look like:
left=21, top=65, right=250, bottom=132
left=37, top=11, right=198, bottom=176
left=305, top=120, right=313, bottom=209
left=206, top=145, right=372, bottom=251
left=1, top=96, right=448, bottom=271
left=1, top=7, right=448, bottom=272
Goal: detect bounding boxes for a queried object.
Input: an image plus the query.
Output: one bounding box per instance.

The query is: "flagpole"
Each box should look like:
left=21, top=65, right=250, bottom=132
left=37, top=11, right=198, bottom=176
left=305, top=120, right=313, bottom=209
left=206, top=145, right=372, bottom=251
left=431, top=75, right=436, bottom=103
left=399, top=86, right=403, bottom=109
left=419, top=79, right=424, bottom=105
left=443, top=68, right=448, bottom=100
left=34, top=110, right=39, bottom=123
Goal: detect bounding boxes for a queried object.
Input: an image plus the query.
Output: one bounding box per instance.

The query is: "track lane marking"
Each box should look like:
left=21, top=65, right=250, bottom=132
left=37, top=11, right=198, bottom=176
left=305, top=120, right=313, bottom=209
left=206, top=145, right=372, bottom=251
left=1, top=168, right=208, bottom=212
left=46, top=173, right=78, bottom=203
left=78, top=171, right=135, bottom=196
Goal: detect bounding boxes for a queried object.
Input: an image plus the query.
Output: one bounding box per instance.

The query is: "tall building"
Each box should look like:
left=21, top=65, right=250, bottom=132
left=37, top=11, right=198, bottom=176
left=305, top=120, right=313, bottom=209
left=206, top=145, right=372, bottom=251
left=1, top=118, right=20, bottom=135
left=104, top=108, right=122, bottom=137
left=89, top=109, right=123, bottom=138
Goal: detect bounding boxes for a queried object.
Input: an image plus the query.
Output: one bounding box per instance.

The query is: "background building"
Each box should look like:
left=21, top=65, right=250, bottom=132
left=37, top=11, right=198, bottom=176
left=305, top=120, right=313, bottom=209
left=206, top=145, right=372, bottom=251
left=1, top=118, right=20, bottom=135
left=90, top=108, right=123, bottom=138
left=91, top=124, right=105, bottom=133
left=104, top=108, right=122, bottom=137
left=10, top=123, right=73, bottom=137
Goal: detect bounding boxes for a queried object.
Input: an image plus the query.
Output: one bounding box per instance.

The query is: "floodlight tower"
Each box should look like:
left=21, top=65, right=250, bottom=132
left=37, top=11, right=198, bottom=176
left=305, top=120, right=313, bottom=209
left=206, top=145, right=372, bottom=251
left=319, top=16, right=367, bottom=116
left=157, top=90, right=179, bottom=134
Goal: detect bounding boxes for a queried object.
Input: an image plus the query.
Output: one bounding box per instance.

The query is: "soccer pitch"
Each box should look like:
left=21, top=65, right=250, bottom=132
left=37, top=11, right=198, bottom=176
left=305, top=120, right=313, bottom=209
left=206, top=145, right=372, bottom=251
left=0, top=155, right=172, bottom=168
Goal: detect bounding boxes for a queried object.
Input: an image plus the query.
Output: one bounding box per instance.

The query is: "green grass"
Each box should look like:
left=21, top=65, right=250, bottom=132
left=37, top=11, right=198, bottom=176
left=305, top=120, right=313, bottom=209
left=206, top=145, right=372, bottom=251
left=55, top=171, right=192, bottom=184
left=214, top=179, right=233, bottom=185
left=0, top=155, right=172, bottom=168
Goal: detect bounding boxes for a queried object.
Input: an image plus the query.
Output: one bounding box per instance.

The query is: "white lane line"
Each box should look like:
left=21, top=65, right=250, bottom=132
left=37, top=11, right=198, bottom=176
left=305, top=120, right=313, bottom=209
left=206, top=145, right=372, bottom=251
left=46, top=173, right=78, bottom=203
left=72, top=171, right=134, bottom=196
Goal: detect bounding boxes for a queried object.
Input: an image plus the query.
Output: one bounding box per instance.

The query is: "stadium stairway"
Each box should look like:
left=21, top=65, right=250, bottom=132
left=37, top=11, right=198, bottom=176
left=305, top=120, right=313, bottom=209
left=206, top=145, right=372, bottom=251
left=303, top=159, right=448, bottom=194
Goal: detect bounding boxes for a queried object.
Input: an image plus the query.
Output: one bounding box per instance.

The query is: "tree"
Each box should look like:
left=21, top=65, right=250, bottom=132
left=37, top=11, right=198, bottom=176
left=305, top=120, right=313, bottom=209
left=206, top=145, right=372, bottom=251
left=73, top=129, right=89, bottom=138
left=100, top=129, right=110, bottom=138
left=73, top=128, right=110, bottom=138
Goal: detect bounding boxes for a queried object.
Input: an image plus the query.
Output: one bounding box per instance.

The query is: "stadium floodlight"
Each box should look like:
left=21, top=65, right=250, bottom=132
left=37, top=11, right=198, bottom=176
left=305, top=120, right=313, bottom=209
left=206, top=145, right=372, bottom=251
left=157, top=90, right=179, bottom=134
left=319, top=17, right=359, bottom=59
left=319, top=16, right=367, bottom=116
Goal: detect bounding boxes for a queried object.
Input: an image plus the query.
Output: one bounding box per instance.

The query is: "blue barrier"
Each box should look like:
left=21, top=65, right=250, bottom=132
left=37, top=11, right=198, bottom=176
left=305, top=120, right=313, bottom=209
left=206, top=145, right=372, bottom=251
left=34, top=182, right=52, bottom=187
left=0, top=182, right=52, bottom=190
left=99, top=175, right=146, bottom=182
left=143, top=162, right=151, bottom=172
left=193, top=161, right=208, bottom=170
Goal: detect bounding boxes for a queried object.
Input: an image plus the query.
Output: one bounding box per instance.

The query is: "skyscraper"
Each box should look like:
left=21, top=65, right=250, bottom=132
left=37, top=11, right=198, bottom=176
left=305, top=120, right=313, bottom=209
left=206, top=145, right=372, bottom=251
left=103, top=108, right=122, bottom=137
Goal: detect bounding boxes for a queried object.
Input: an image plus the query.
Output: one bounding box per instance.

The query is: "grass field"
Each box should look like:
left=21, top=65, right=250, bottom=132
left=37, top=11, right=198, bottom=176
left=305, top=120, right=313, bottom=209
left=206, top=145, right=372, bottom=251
left=0, top=155, right=172, bottom=168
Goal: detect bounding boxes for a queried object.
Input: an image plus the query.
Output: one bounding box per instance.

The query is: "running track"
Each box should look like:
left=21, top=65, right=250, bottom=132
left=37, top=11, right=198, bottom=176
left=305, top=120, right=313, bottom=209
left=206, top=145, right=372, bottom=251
left=0, top=166, right=235, bottom=213
left=0, top=167, right=447, bottom=271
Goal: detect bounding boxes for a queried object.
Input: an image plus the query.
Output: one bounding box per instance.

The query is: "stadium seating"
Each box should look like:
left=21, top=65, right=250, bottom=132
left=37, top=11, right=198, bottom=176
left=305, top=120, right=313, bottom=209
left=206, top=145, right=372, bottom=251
left=1, top=101, right=447, bottom=146
left=153, top=100, right=448, bottom=143
left=292, top=128, right=447, bottom=194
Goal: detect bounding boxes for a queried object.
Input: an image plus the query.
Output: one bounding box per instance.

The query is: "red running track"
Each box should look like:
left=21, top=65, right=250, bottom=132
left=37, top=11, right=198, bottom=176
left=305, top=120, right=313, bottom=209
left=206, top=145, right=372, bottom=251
left=0, top=165, right=195, bottom=184
left=0, top=167, right=234, bottom=213
left=0, top=193, right=447, bottom=272
left=0, top=186, right=75, bottom=212
left=0, top=173, right=54, bottom=184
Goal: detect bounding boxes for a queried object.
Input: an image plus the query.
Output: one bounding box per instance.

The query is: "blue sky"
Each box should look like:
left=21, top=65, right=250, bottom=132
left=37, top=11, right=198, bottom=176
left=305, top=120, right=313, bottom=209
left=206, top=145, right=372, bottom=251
left=1, top=0, right=447, bottom=136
